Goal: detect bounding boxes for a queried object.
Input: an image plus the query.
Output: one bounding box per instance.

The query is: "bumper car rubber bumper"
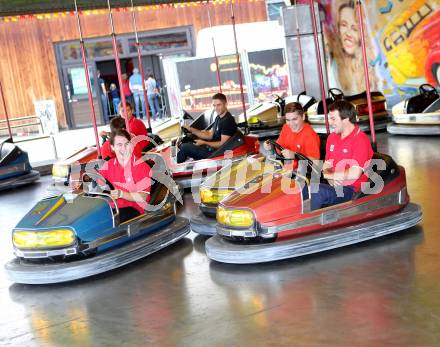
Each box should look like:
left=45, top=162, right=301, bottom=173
left=205, top=203, right=422, bottom=264
left=190, top=211, right=217, bottom=236
left=5, top=217, right=190, bottom=284
left=0, top=170, right=39, bottom=191
left=387, top=123, right=440, bottom=135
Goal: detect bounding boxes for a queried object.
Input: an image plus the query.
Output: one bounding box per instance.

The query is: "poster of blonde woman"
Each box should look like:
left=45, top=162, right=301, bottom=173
left=321, top=0, right=381, bottom=95
left=317, top=0, right=439, bottom=105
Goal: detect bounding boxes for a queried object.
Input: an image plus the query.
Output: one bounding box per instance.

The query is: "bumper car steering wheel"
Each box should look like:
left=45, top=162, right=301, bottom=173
left=266, top=140, right=322, bottom=179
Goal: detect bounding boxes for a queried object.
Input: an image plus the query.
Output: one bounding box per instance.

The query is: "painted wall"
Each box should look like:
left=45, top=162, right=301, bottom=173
left=0, top=0, right=267, bottom=129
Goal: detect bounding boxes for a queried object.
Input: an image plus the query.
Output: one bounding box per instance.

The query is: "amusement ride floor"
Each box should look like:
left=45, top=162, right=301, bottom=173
left=0, top=133, right=439, bottom=346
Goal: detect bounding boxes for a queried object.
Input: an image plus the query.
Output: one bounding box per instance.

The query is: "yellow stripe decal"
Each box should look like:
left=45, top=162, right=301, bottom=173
left=36, top=196, right=66, bottom=225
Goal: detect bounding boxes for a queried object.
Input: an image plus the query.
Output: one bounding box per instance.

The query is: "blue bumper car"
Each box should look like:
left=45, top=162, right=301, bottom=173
left=0, top=138, right=39, bottom=191
left=4, top=154, right=189, bottom=284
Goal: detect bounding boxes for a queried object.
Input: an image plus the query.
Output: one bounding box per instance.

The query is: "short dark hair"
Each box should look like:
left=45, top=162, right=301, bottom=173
left=212, top=93, right=227, bottom=103
left=328, top=100, right=357, bottom=123
left=110, top=128, right=131, bottom=145
left=110, top=116, right=126, bottom=132
left=284, top=102, right=304, bottom=116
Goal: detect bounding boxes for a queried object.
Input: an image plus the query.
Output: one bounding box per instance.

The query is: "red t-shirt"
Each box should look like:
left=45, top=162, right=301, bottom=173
left=325, top=126, right=373, bottom=192
left=99, top=155, right=152, bottom=214
left=101, top=141, right=113, bottom=160
left=128, top=117, right=149, bottom=154
left=277, top=123, right=320, bottom=159
left=122, top=80, right=132, bottom=97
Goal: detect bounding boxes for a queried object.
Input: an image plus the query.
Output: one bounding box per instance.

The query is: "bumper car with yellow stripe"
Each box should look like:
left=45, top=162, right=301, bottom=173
left=233, top=93, right=316, bottom=139
left=0, top=138, right=39, bottom=191
left=5, top=154, right=189, bottom=284
left=205, top=152, right=421, bottom=264
left=190, top=154, right=280, bottom=235
left=307, top=88, right=390, bottom=133
left=387, top=84, right=440, bottom=135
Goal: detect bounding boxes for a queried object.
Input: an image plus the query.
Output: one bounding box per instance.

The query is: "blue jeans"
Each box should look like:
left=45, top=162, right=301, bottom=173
left=310, top=184, right=354, bottom=210
left=133, top=91, right=146, bottom=119
left=177, top=143, right=213, bottom=163
left=112, top=97, right=120, bottom=115
left=148, top=94, right=161, bottom=120
left=100, top=94, right=109, bottom=124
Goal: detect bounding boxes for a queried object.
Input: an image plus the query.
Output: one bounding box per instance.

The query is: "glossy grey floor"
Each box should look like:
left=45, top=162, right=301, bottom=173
left=1, top=133, right=439, bottom=347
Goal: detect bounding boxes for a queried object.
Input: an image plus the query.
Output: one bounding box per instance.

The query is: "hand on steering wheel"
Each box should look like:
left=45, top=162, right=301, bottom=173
left=266, top=140, right=294, bottom=162
left=82, top=171, right=115, bottom=194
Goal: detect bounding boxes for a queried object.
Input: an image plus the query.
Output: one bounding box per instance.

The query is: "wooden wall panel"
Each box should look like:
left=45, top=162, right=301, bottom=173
left=0, top=0, right=267, bottom=129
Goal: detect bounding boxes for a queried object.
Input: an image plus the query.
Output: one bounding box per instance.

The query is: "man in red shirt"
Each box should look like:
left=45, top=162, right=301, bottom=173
left=264, top=102, right=320, bottom=160
left=310, top=100, right=373, bottom=210
left=99, top=129, right=151, bottom=222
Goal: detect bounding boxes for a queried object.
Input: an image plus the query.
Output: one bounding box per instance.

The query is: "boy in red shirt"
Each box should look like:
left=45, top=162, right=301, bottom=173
left=310, top=100, right=373, bottom=210
left=99, top=129, right=151, bottom=222
left=264, top=102, right=320, bottom=160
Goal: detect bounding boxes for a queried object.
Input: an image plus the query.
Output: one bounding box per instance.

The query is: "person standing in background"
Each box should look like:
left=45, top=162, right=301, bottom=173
left=145, top=74, right=162, bottom=121
left=121, top=73, right=134, bottom=107
left=109, top=83, right=120, bottom=115
left=129, top=68, right=146, bottom=119
left=98, top=70, right=109, bottom=124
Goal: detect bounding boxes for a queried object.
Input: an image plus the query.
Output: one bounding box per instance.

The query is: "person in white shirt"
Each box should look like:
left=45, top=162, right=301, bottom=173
left=145, top=74, right=162, bottom=120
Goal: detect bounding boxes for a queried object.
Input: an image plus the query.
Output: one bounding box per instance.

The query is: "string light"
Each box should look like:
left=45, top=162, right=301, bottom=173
left=0, top=0, right=263, bottom=23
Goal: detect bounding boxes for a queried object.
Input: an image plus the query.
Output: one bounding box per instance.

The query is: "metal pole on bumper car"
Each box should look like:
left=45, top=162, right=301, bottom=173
left=106, top=0, right=130, bottom=131
left=208, top=6, right=223, bottom=93
left=355, top=0, right=377, bottom=151
left=294, top=0, right=307, bottom=93
left=308, top=0, right=329, bottom=134
left=73, top=0, right=102, bottom=158
left=230, top=1, right=248, bottom=133
left=0, top=80, right=13, bottom=139
left=129, top=0, right=152, bottom=131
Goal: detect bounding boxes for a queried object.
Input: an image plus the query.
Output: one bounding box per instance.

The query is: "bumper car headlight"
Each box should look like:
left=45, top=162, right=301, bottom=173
left=200, top=188, right=233, bottom=205
left=52, top=165, right=69, bottom=179
left=13, top=229, right=76, bottom=249
left=217, top=206, right=255, bottom=228
left=248, top=116, right=260, bottom=124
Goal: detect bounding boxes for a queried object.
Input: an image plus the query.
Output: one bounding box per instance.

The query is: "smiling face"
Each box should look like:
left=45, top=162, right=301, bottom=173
left=111, top=135, right=132, bottom=162
left=285, top=111, right=305, bottom=133
left=329, top=110, right=344, bottom=134
left=338, top=6, right=359, bottom=56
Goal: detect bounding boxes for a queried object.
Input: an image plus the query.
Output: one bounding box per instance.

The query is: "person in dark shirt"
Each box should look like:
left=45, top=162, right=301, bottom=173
left=177, top=93, right=237, bottom=163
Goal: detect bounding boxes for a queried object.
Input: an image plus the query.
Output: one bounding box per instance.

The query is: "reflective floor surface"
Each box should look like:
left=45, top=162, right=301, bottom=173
left=0, top=133, right=439, bottom=346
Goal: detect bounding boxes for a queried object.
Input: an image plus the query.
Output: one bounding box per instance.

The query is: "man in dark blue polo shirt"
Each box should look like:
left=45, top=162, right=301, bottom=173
left=177, top=93, right=237, bottom=163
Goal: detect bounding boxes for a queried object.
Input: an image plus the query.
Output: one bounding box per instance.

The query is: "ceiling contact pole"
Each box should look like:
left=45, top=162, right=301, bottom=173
left=74, top=0, right=101, bottom=157
left=106, top=0, right=129, bottom=131
left=208, top=7, right=222, bottom=93
left=294, top=0, right=306, bottom=93
left=129, top=0, right=152, bottom=131
left=356, top=0, right=376, bottom=150
left=308, top=0, right=329, bottom=134
left=230, top=1, right=248, bottom=132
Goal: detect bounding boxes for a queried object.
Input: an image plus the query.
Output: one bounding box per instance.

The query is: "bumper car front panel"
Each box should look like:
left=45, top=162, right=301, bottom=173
left=206, top=203, right=422, bottom=264
left=5, top=217, right=190, bottom=284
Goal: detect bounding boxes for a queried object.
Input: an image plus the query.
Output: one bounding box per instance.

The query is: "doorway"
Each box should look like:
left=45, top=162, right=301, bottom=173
left=96, top=55, right=166, bottom=119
